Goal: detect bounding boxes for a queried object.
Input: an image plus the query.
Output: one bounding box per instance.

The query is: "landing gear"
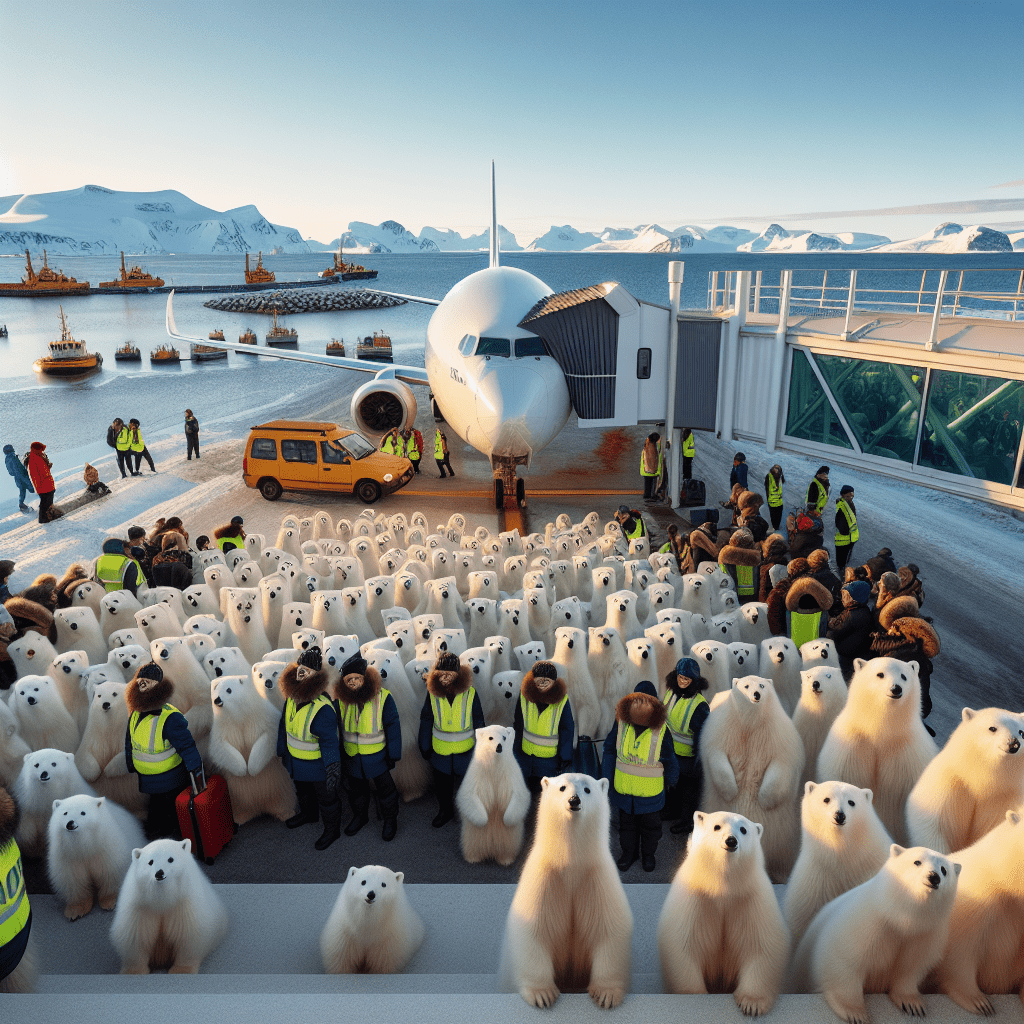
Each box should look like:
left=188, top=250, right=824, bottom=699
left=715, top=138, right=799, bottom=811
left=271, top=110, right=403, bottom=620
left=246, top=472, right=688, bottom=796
left=494, top=478, right=504, bottom=510
left=516, top=477, right=526, bottom=508
left=492, top=454, right=528, bottom=511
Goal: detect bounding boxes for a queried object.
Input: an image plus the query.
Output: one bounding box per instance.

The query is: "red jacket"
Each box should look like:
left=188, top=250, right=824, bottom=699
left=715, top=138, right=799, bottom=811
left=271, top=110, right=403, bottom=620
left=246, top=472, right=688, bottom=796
left=27, top=442, right=54, bottom=494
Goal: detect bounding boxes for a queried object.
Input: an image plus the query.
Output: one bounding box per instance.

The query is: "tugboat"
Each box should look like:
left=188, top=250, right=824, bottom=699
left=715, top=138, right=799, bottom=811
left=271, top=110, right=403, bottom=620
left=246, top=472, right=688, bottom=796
left=191, top=343, right=228, bottom=363
left=150, top=344, right=181, bottom=364
left=239, top=328, right=257, bottom=350
left=99, top=252, right=165, bottom=289
left=209, top=329, right=225, bottom=341
left=265, top=307, right=297, bottom=347
left=33, top=306, right=103, bottom=376
left=326, top=338, right=346, bottom=356
left=319, top=239, right=378, bottom=281
left=114, top=342, right=141, bottom=362
left=0, top=250, right=90, bottom=297
left=356, top=331, right=393, bottom=363
left=245, top=252, right=275, bottom=285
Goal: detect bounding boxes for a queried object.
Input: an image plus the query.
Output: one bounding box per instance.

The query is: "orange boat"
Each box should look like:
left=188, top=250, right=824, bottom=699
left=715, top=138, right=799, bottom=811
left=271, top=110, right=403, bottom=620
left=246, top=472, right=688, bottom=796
left=151, top=344, right=181, bottom=364
left=239, top=328, right=257, bottom=346
left=245, top=251, right=275, bottom=285
left=319, top=238, right=378, bottom=281
left=209, top=329, right=225, bottom=340
left=265, top=307, right=297, bottom=347
left=356, top=331, right=393, bottom=363
left=33, top=306, right=102, bottom=376
left=326, top=338, right=346, bottom=356
left=99, top=251, right=165, bottom=289
left=0, top=250, right=89, bottom=297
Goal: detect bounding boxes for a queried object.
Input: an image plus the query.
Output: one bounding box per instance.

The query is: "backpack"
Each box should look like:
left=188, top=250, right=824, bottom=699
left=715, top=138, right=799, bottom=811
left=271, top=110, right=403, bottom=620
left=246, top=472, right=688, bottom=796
left=795, top=512, right=815, bottom=532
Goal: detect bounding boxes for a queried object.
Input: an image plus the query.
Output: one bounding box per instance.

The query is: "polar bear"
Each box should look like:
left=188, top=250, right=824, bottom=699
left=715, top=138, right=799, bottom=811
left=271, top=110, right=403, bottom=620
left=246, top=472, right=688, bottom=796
left=222, top=592, right=272, bottom=667
left=498, top=599, right=532, bottom=649
left=790, top=844, right=960, bottom=1023
left=689, top=640, right=733, bottom=699
left=783, top=781, right=892, bottom=947
left=483, top=635, right=512, bottom=675
left=588, top=567, right=616, bottom=629
left=606, top=590, right=643, bottom=643
left=364, top=575, right=396, bottom=635
left=107, top=644, right=150, bottom=683
left=499, top=773, right=631, bottom=1008
left=699, top=676, right=804, bottom=883
left=47, top=794, right=145, bottom=919
left=15, top=749, right=97, bottom=857
left=817, top=657, right=938, bottom=846
left=53, top=607, right=108, bottom=665
left=50, top=649, right=91, bottom=733
left=251, top=660, right=286, bottom=710
left=309, top=591, right=348, bottom=637
left=9, top=676, right=78, bottom=754
left=588, top=626, right=633, bottom=734
left=513, top=641, right=546, bottom=672
left=758, top=637, right=802, bottom=715
left=99, top=590, right=144, bottom=642
left=275, top=601, right=313, bottom=650
left=134, top=604, right=183, bottom=642
left=107, top=627, right=150, bottom=651
left=340, top=587, right=375, bottom=645
left=110, top=837, right=229, bottom=974
left=800, top=637, right=841, bottom=670
left=738, top=602, right=772, bottom=647
left=202, top=647, right=251, bottom=681
left=931, top=808, right=1024, bottom=1014
left=793, top=667, right=847, bottom=786
left=644, top=622, right=684, bottom=692
left=0, top=701, right=31, bottom=790
left=465, top=598, right=499, bottom=649
left=149, top=639, right=214, bottom=743
left=487, top=672, right=520, bottom=728
left=906, top=706, right=1024, bottom=854
left=208, top=676, right=295, bottom=824
left=320, top=864, right=425, bottom=974
left=551, top=628, right=601, bottom=741
left=456, top=726, right=531, bottom=865
left=7, top=633, right=60, bottom=680
left=181, top=585, right=221, bottom=620
left=658, top=810, right=788, bottom=1015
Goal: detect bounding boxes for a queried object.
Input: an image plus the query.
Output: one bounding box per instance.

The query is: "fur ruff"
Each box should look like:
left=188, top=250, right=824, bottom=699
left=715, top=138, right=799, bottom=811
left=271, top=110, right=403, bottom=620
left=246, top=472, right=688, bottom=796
left=761, top=534, right=788, bottom=560
left=877, top=595, right=921, bottom=630
left=520, top=669, right=567, bottom=707
left=718, top=544, right=761, bottom=567
left=784, top=577, right=832, bottom=612
left=332, top=665, right=383, bottom=706
left=0, top=787, right=20, bottom=849
left=426, top=664, right=473, bottom=700
left=738, top=490, right=763, bottom=512
left=125, top=675, right=175, bottom=715
left=279, top=663, right=331, bottom=705
left=4, top=596, right=54, bottom=632
left=615, top=691, right=668, bottom=730
left=664, top=672, right=709, bottom=698
left=56, top=565, right=88, bottom=605
left=690, top=529, right=720, bottom=559
left=891, top=617, right=940, bottom=658
left=213, top=523, right=244, bottom=541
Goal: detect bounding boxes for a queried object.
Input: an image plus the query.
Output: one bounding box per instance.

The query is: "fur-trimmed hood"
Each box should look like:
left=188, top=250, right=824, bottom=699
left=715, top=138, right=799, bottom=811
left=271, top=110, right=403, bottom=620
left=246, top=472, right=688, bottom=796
left=615, top=690, right=668, bottom=731
left=738, top=490, right=763, bottom=513
left=4, top=596, right=55, bottom=636
left=890, top=616, right=940, bottom=658
left=690, top=527, right=720, bottom=557
left=426, top=663, right=473, bottom=701
left=331, top=664, right=383, bottom=706
left=125, top=674, right=175, bottom=715
left=785, top=576, right=833, bottom=612
left=55, top=565, right=88, bottom=607
left=20, top=575, right=57, bottom=610
left=718, top=543, right=761, bottom=567
left=0, top=786, right=19, bottom=850
left=761, top=533, right=788, bottom=562
left=213, top=523, right=245, bottom=540
left=279, top=661, right=331, bottom=705
left=878, top=595, right=922, bottom=630
left=521, top=668, right=568, bottom=706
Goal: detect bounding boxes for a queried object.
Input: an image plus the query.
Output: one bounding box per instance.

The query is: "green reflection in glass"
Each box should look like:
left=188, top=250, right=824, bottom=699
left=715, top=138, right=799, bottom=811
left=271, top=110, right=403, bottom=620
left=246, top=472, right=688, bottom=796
left=785, top=350, right=853, bottom=450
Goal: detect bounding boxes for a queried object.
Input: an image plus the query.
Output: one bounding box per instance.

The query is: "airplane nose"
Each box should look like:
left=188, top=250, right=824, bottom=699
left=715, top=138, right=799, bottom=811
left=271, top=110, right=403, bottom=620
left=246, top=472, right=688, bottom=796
left=474, top=364, right=563, bottom=456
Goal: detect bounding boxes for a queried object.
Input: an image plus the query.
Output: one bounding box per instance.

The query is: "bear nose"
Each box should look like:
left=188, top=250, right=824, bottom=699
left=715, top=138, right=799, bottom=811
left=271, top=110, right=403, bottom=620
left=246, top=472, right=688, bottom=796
left=725, top=835, right=738, bottom=850
left=70, top=622, right=78, bottom=630
left=752, top=692, right=760, bottom=701
left=66, top=820, right=78, bottom=831
left=568, top=795, right=581, bottom=810
left=834, top=811, right=846, bottom=826
left=504, top=691, right=512, bottom=699
left=161, top=649, right=169, bottom=659
left=666, top=637, right=674, bottom=645
left=495, top=743, right=503, bottom=754
left=1008, top=738, right=1020, bottom=754
left=812, top=681, right=821, bottom=693
left=26, top=696, right=37, bottom=705
left=63, top=665, right=72, bottom=673
left=102, top=702, right=111, bottom=711
left=926, top=871, right=940, bottom=888
left=155, top=869, right=165, bottom=881
left=214, top=696, right=223, bottom=706
left=215, top=667, right=223, bottom=676
left=602, top=637, right=609, bottom=645
left=736, top=656, right=743, bottom=665
left=890, top=684, right=903, bottom=698
left=567, top=639, right=574, bottom=649
left=366, top=890, right=375, bottom=902
left=775, top=651, right=784, bottom=662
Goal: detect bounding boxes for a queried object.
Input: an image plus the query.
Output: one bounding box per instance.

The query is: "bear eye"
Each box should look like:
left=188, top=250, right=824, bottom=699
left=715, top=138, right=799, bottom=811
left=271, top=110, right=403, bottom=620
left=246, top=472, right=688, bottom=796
left=361, top=879, right=366, bottom=886
left=81, top=811, right=86, bottom=816
left=559, top=785, right=566, bottom=792
left=989, top=726, right=997, bottom=733
left=713, top=824, right=721, bottom=831
left=914, top=860, right=921, bottom=866
left=823, top=797, right=830, bottom=804
left=900, top=674, right=906, bottom=681
left=940, top=866, right=947, bottom=876
left=148, top=859, right=154, bottom=865
left=381, top=882, right=386, bottom=888
left=740, top=826, right=747, bottom=834
left=848, top=800, right=855, bottom=807
left=584, top=787, right=590, bottom=794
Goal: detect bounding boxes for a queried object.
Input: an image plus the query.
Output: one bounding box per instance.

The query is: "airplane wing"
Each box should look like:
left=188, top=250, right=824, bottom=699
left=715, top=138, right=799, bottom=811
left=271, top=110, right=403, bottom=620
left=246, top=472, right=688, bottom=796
left=165, top=291, right=430, bottom=387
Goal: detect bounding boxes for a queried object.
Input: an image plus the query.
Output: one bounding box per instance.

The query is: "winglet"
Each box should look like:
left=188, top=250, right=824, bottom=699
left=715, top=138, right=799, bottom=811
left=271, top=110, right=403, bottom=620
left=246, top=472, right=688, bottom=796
left=489, top=160, right=499, bottom=270
left=166, top=289, right=179, bottom=338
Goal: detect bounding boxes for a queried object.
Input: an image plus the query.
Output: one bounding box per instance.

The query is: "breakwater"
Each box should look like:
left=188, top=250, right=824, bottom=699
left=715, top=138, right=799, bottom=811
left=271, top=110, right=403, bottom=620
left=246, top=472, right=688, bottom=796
left=202, top=288, right=407, bottom=314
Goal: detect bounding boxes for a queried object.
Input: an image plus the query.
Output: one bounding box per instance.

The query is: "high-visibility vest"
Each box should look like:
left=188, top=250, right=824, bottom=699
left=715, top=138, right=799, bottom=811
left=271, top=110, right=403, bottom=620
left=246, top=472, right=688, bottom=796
left=115, top=428, right=131, bottom=452
left=96, top=553, right=141, bottom=593
left=128, top=430, right=145, bottom=453
left=381, top=435, right=397, bottom=456
left=789, top=610, right=825, bottom=649
left=623, top=516, right=646, bottom=541
left=663, top=691, right=707, bottom=757
left=216, top=533, right=245, bottom=553
left=682, top=434, right=695, bottom=458
left=404, top=434, right=420, bottom=461
left=520, top=694, right=569, bottom=758
left=341, top=689, right=390, bottom=757
left=767, top=473, right=783, bottom=508
left=806, top=478, right=829, bottom=514
left=721, top=561, right=756, bottom=597
left=285, top=695, right=333, bottom=760
left=835, top=498, right=859, bottom=546
left=0, top=839, right=29, bottom=948
left=129, top=704, right=183, bottom=775
left=434, top=431, right=445, bottom=458
left=614, top=720, right=667, bottom=798
left=640, top=443, right=663, bottom=477
left=431, top=688, right=476, bottom=756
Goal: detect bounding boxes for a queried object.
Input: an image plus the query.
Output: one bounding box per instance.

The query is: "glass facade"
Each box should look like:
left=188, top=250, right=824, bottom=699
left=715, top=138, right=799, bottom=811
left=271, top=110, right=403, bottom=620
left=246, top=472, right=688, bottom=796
left=784, top=350, right=853, bottom=450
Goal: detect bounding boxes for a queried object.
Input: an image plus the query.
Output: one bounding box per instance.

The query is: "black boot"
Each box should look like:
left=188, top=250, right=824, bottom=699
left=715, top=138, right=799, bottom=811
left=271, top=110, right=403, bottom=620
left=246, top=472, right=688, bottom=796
left=382, top=817, right=398, bottom=842
left=616, top=850, right=638, bottom=872
left=286, top=810, right=319, bottom=829
left=344, top=812, right=370, bottom=837
left=315, top=800, right=342, bottom=850
left=431, top=807, right=455, bottom=828
left=286, top=783, right=319, bottom=829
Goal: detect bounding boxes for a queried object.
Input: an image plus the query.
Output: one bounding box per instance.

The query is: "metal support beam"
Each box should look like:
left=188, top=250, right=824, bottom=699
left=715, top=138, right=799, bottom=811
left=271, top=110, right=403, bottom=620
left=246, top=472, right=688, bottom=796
left=719, top=271, right=750, bottom=444
left=765, top=270, right=792, bottom=453
left=841, top=269, right=857, bottom=340
left=665, top=261, right=684, bottom=510
left=926, top=270, right=948, bottom=350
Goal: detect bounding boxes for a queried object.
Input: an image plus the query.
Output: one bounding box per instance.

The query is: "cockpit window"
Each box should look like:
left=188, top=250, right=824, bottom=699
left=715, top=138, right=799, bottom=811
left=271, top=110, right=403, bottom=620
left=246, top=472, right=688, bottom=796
left=515, top=336, right=547, bottom=357
left=477, top=337, right=511, bottom=357
left=458, top=335, right=476, bottom=357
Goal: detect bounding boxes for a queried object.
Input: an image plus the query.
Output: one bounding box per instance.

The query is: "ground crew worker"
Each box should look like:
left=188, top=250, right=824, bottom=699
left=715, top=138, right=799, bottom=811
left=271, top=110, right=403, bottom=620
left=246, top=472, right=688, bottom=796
left=834, top=484, right=859, bottom=570
left=380, top=429, right=401, bottom=456
left=94, top=537, right=143, bottom=596
left=784, top=577, right=834, bottom=648
left=602, top=680, right=678, bottom=873
left=512, top=660, right=575, bottom=792
left=764, top=463, right=785, bottom=531
left=615, top=504, right=647, bottom=544
left=107, top=417, right=131, bottom=479
left=717, top=527, right=761, bottom=604
left=806, top=465, right=831, bottom=514
left=0, top=784, right=32, bottom=993
left=662, top=658, right=711, bottom=836
left=277, top=646, right=343, bottom=851
left=435, top=428, right=454, bottom=478
left=640, top=433, right=663, bottom=501
left=729, top=451, right=748, bottom=490
left=127, top=419, right=156, bottom=475
left=333, top=653, right=402, bottom=842
left=418, top=651, right=484, bottom=829
left=401, top=427, right=423, bottom=474
left=214, top=516, right=246, bottom=554
left=681, top=428, right=695, bottom=479
left=124, top=662, right=203, bottom=841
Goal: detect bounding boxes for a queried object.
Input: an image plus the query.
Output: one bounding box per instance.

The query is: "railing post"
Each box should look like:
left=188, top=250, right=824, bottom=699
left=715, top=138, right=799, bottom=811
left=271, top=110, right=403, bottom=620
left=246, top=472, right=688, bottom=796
left=753, top=271, right=762, bottom=316
left=765, top=269, right=792, bottom=453
left=842, top=269, right=857, bottom=340
left=926, top=270, right=948, bottom=350
left=666, top=261, right=684, bottom=510
left=719, top=271, right=750, bottom=444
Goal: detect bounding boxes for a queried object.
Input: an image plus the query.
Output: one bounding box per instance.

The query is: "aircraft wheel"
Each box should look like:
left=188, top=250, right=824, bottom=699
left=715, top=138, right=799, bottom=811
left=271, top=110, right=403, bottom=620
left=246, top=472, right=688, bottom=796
left=494, top=478, right=504, bottom=510
left=516, top=477, right=526, bottom=507
left=431, top=397, right=443, bottom=421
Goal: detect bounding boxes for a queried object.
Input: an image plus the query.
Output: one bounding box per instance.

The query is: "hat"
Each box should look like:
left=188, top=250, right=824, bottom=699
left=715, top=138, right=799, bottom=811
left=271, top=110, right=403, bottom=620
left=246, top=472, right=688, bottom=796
left=532, top=661, right=558, bottom=680
left=617, top=504, right=630, bottom=517
left=136, top=662, right=164, bottom=683
left=840, top=485, right=854, bottom=495
left=816, top=465, right=830, bottom=475
left=807, top=549, right=831, bottom=569
left=842, top=581, right=871, bottom=605
left=675, top=657, right=700, bottom=679
left=297, top=646, right=323, bottom=672
left=127, top=526, right=146, bottom=540
left=341, top=653, right=367, bottom=678
left=129, top=418, right=140, bottom=427
left=0, top=559, right=14, bottom=579
left=733, top=452, right=745, bottom=462
left=231, top=516, right=244, bottom=526
left=435, top=651, right=461, bottom=674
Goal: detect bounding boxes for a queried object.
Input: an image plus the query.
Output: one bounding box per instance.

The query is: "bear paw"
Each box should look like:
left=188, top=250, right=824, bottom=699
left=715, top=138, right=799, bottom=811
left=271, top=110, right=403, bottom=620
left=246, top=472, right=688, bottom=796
left=521, top=984, right=560, bottom=1008
left=947, top=988, right=995, bottom=1018
left=735, top=991, right=773, bottom=1017
left=64, top=899, right=93, bottom=921
left=890, top=991, right=927, bottom=1017
left=589, top=984, right=625, bottom=1009
left=97, top=891, right=118, bottom=911
left=826, top=993, right=868, bottom=1024
left=168, top=963, right=200, bottom=975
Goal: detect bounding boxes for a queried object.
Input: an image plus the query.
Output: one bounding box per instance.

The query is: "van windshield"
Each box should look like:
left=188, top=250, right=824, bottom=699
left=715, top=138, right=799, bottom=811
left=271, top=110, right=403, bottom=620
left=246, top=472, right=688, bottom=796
left=338, top=433, right=375, bottom=460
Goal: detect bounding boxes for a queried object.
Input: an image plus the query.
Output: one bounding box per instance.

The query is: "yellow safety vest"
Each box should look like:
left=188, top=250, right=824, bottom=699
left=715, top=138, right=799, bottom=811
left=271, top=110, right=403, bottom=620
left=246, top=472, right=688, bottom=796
left=806, top=479, right=829, bottom=514
left=115, top=428, right=131, bottom=452
left=663, top=692, right=707, bottom=757
left=381, top=436, right=397, bottom=456
left=614, top=720, right=667, bottom=798
left=404, top=435, right=420, bottom=461
left=129, top=704, right=183, bottom=775
left=434, top=431, right=445, bottom=458
left=128, top=430, right=145, bottom=453
left=285, top=694, right=333, bottom=760
left=520, top=694, right=569, bottom=758
left=639, top=443, right=663, bottom=477
left=96, top=553, right=142, bottom=593
left=216, top=533, right=245, bottom=553
left=720, top=560, right=756, bottom=597
left=835, top=499, right=859, bottom=546
left=341, top=689, right=390, bottom=757
left=789, top=610, right=825, bottom=649
left=0, top=839, right=29, bottom=948
left=431, top=688, right=476, bottom=756
left=623, top=516, right=646, bottom=541
left=682, top=434, right=695, bottom=458
left=767, top=473, right=783, bottom=507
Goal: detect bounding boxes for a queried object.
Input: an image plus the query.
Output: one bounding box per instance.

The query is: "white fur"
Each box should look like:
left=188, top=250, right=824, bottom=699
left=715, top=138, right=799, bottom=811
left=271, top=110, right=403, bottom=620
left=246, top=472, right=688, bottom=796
left=793, top=667, right=847, bottom=786
left=53, top=607, right=108, bottom=664
left=49, top=650, right=91, bottom=733
left=15, top=748, right=97, bottom=857
left=0, top=700, right=31, bottom=789
left=758, top=637, right=802, bottom=715
left=551, top=628, right=601, bottom=741
left=9, top=675, right=78, bottom=753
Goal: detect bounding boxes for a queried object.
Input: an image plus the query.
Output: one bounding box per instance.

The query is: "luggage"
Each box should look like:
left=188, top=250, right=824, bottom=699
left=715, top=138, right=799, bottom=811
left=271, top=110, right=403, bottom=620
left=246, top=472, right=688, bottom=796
left=679, top=478, right=706, bottom=507
left=176, top=769, right=236, bottom=865
left=688, top=507, right=720, bottom=527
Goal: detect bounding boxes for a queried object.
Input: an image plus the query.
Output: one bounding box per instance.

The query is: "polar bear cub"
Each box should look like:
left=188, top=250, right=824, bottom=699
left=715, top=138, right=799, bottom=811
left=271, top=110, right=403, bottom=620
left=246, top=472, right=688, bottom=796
left=9, top=675, right=78, bottom=754
left=16, top=749, right=97, bottom=857
left=793, top=667, right=847, bottom=786
left=110, top=838, right=229, bottom=974
left=456, top=726, right=531, bottom=866
left=499, top=773, right=632, bottom=1009
left=321, top=864, right=425, bottom=974
left=47, top=794, right=145, bottom=920
left=658, top=810, right=788, bottom=1016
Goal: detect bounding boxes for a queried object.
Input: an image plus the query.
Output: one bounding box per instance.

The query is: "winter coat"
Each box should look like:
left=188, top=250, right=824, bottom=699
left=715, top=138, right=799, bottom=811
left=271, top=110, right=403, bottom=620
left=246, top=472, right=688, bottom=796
left=276, top=662, right=341, bottom=782
left=333, top=666, right=402, bottom=780
left=92, top=538, right=142, bottom=597
left=184, top=414, right=199, bottom=437
left=811, top=567, right=843, bottom=614
left=682, top=525, right=720, bottom=575
left=513, top=670, right=575, bottom=778
left=785, top=577, right=833, bottom=642
left=3, top=445, right=33, bottom=493
left=766, top=578, right=795, bottom=636
left=729, top=462, right=748, bottom=490
left=124, top=676, right=203, bottom=795
left=717, top=541, right=761, bottom=603
left=26, top=443, right=54, bottom=495
left=863, top=551, right=897, bottom=582
left=418, top=664, right=485, bottom=776
left=827, top=604, right=873, bottom=661
left=150, top=550, right=193, bottom=592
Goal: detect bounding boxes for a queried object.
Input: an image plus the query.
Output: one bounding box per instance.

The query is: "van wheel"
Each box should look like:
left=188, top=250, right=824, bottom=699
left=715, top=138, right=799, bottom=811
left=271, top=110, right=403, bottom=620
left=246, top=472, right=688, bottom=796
left=355, top=479, right=382, bottom=504
left=259, top=478, right=283, bottom=501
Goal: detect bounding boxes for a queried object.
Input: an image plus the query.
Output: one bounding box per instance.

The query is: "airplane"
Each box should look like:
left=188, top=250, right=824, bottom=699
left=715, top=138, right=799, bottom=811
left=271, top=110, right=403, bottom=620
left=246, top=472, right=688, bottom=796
left=166, top=163, right=573, bottom=509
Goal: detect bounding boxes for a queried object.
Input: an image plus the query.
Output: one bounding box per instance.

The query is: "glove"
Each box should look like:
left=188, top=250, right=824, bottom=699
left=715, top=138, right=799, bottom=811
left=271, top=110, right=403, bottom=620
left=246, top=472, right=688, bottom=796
left=325, top=761, right=341, bottom=796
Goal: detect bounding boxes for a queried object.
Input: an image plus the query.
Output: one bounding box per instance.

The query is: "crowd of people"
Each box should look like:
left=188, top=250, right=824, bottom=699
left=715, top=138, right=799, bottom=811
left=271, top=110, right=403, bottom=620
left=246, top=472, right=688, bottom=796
left=380, top=426, right=454, bottom=478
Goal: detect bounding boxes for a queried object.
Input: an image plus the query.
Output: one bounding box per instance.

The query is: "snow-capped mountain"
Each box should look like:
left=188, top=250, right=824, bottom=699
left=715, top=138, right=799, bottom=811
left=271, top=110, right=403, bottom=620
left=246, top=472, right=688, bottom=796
left=333, top=221, right=522, bottom=254
left=872, top=222, right=1013, bottom=253
left=0, top=186, right=310, bottom=255
left=738, top=224, right=893, bottom=252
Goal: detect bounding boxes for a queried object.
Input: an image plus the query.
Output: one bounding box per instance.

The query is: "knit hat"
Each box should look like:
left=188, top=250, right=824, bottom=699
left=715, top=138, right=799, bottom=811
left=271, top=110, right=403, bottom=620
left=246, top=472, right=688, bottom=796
left=340, top=653, right=367, bottom=678
left=532, top=660, right=558, bottom=680
left=136, top=662, right=164, bottom=683
left=231, top=516, right=244, bottom=526
left=298, top=646, right=323, bottom=672
left=807, top=549, right=831, bottom=569
left=434, top=651, right=461, bottom=675
left=842, top=581, right=870, bottom=605
left=0, top=559, right=14, bottom=579
left=127, top=526, right=146, bottom=541
left=840, top=485, right=854, bottom=495
left=675, top=657, right=700, bottom=679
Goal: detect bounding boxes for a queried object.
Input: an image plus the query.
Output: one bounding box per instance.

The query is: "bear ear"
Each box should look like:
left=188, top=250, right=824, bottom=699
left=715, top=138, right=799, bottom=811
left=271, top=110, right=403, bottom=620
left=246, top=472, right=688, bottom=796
left=804, top=781, right=816, bottom=795
left=755, top=822, right=764, bottom=837
left=907, top=660, right=919, bottom=675
left=961, top=707, right=976, bottom=722
left=597, top=777, right=609, bottom=795
left=952, top=862, right=961, bottom=876
left=540, top=776, right=550, bottom=791
left=853, top=658, right=866, bottom=673
left=1006, top=810, right=1021, bottom=826
left=96, top=798, right=105, bottom=808
left=349, top=866, right=358, bottom=877
left=394, top=871, right=404, bottom=885
left=890, top=844, right=905, bottom=858
left=180, top=839, right=190, bottom=853
left=861, top=788, right=874, bottom=803
left=23, top=752, right=33, bottom=763
left=52, top=799, right=61, bottom=811
left=694, top=812, right=704, bottom=829
left=132, top=848, right=142, bottom=860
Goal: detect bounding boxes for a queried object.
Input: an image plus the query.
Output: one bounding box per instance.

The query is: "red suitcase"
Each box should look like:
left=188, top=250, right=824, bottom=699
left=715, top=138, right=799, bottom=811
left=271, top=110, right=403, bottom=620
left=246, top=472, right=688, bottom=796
left=176, top=770, right=236, bottom=865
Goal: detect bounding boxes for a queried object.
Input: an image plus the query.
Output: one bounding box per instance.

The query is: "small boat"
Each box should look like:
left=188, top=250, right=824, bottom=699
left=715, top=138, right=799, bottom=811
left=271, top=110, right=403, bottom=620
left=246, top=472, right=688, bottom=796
left=191, top=343, right=228, bottom=363
left=239, top=328, right=257, bottom=345
left=245, top=251, right=275, bottom=285
left=151, top=344, right=181, bottom=364
left=265, top=307, right=297, bottom=347
left=99, top=251, right=165, bottom=289
left=114, top=342, right=141, bottom=362
left=33, top=306, right=103, bottom=376
left=0, top=249, right=90, bottom=297
left=326, top=338, right=346, bottom=356
left=0, top=325, right=8, bottom=338
left=319, top=238, right=378, bottom=281
left=356, top=331, right=393, bottom=363
left=209, top=329, right=225, bottom=341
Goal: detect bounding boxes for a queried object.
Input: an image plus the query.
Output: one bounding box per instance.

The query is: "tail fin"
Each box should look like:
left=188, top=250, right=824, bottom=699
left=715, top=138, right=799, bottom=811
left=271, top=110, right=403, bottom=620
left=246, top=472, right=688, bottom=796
left=489, top=160, right=499, bottom=269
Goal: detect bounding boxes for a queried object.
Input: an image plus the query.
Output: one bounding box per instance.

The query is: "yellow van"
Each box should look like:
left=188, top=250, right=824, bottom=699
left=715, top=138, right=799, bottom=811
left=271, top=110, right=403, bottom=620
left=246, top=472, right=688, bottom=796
left=243, top=421, right=413, bottom=503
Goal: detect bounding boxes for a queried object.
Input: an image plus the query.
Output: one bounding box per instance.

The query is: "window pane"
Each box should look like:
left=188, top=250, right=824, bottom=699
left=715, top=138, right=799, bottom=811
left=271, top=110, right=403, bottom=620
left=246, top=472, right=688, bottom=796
left=345, top=433, right=375, bottom=459
left=320, top=441, right=349, bottom=464
left=281, top=439, right=318, bottom=463
left=815, top=354, right=925, bottom=462
left=250, top=438, right=276, bottom=460
left=515, top=336, right=546, bottom=357
left=784, top=350, right=853, bottom=450
left=919, top=370, right=1024, bottom=485
left=477, top=337, right=511, bottom=357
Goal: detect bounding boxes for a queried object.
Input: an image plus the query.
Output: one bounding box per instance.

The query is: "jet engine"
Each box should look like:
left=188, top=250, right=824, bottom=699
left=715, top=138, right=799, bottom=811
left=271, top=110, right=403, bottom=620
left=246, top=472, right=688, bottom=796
left=350, top=378, right=418, bottom=436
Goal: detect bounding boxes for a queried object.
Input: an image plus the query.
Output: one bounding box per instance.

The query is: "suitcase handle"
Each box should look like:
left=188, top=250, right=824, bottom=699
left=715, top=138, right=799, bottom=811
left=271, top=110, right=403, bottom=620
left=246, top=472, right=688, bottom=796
left=190, top=767, right=207, bottom=796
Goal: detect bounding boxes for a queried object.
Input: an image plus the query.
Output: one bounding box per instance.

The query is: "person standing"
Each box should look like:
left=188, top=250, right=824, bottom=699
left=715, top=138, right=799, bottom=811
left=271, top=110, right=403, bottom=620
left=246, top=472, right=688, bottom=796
left=681, top=428, right=695, bottom=480
left=805, top=465, right=830, bottom=514
left=512, top=660, right=574, bottom=792
left=106, top=418, right=131, bottom=479
left=662, top=658, right=710, bottom=836
left=729, top=452, right=748, bottom=491
left=184, top=410, right=200, bottom=461
left=127, top=419, right=156, bottom=475
left=834, top=484, right=859, bottom=570
left=26, top=443, right=56, bottom=525
left=764, top=464, right=785, bottom=531
left=435, top=428, right=454, bottom=478
left=3, top=445, right=34, bottom=513
left=401, top=427, right=423, bottom=474
left=94, top=538, right=143, bottom=596
left=640, top=433, right=663, bottom=502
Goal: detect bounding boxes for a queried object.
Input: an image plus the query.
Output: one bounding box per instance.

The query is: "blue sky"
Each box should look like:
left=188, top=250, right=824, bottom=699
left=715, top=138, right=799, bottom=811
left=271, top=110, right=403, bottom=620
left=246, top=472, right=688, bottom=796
left=2, top=0, right=1021, bottom=243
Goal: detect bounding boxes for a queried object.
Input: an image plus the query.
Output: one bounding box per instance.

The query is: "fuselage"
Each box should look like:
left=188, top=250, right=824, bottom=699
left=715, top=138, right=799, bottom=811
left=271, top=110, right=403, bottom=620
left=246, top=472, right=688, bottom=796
left=424, top=265, right=572, bottom=463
